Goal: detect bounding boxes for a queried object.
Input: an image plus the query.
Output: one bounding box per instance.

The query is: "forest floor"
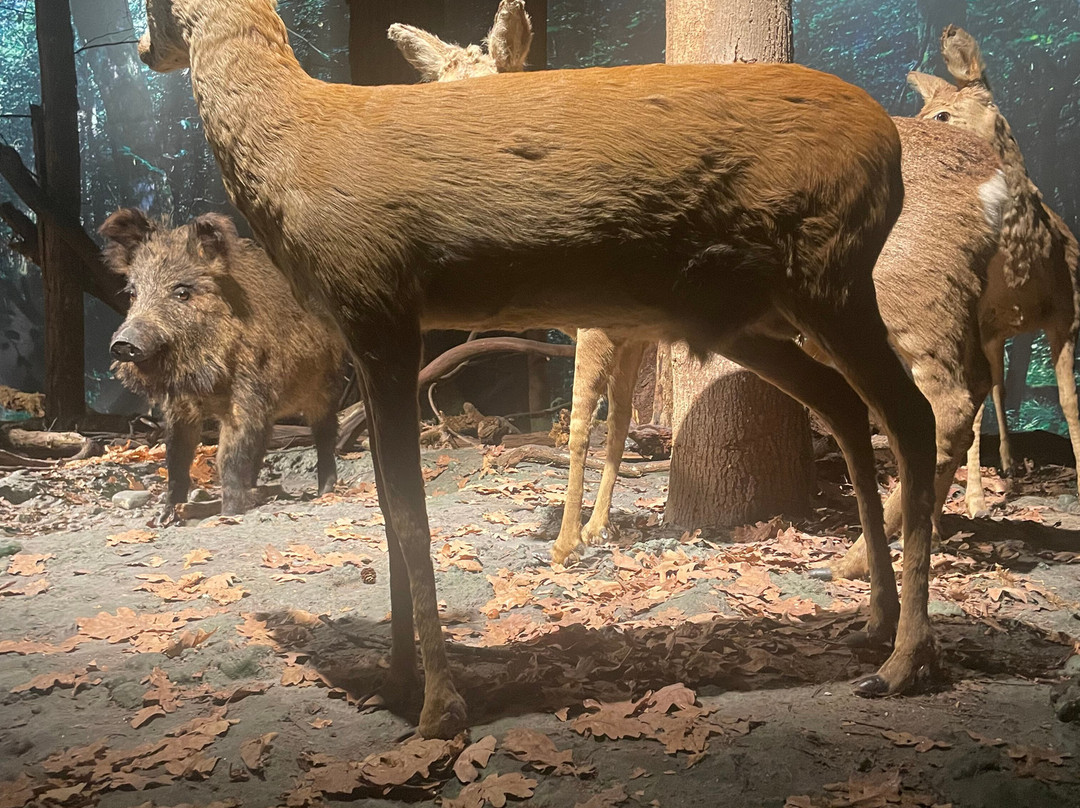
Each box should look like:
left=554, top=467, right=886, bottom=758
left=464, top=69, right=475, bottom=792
left=1, top=438, right=1079, bottom=808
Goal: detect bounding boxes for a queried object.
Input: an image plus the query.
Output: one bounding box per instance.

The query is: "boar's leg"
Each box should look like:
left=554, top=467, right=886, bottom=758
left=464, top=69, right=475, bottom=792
left=310, top=408, right=339, bottom=495
left=217, top=410, right=267, bottom=515
left=161, top=412, right=201, bottom=524
left=357, top=322, right=466, bottom=739
left=248, top=426, right=272, bottom=488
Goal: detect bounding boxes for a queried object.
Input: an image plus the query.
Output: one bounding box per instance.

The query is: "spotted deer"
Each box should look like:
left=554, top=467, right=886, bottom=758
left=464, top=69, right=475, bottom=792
left=140, top=0, right=938, bottom=738
left=909, top=25, right=1080, bottom=517
left=391, top=5, right=1008, bottom=587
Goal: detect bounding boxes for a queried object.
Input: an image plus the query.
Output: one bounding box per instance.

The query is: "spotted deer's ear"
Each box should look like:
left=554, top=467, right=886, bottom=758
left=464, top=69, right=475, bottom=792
left=99, top=208, right=157, bottom=273
left=388, top=23, right=461, bottom=82
left=487, top=0, right=532, bottom=73
left=188, top=213, right=238, bottom=263
left=907, top=71, right=954, bottom=103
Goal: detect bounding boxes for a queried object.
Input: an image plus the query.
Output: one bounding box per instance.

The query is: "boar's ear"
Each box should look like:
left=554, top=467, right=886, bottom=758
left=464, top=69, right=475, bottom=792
left=388, top=22, right=459, bottom=82
left=188, top=213, right=238, bottom=263
left=488, top=0, right=532, bottom=73
left=98, top=207, right=156, bottom=272
left=907, top=71, right=954, bottom=103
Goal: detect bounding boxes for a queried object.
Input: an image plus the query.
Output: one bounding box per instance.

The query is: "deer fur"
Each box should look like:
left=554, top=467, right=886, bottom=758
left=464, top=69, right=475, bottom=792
left=395, top=7, right=1007, bottom=586
left=139, top=0, right=939, bottom=738
left=908, top=25, right=1080, bottom=516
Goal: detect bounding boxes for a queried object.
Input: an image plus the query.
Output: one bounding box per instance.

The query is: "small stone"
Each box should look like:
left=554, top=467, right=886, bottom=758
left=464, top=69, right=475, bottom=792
left=188, top=487, right=214, bottom=503
left=0, top=472, right=41, bottom=505
left=1064, top=654, right=1080, bottom=676
left=112, top=489, right=152, bottom=510
left=1058, top=494, right=1080, bottom=509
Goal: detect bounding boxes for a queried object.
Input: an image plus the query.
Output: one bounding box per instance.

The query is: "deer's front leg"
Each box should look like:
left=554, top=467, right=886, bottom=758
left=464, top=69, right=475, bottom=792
left=552, top=328, right=619, bottom=566
left=581, top=339, right=648, bottom=547
left=359, top=322, right=466, bottom=739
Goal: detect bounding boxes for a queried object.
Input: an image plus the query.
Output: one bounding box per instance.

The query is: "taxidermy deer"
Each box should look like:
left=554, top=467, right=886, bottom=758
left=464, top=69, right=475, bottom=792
left=391, top=4, right=1009, bottom=589
left=909, top=25, right=1080, bottom=517
left=140, top=0, right=939, bottom=738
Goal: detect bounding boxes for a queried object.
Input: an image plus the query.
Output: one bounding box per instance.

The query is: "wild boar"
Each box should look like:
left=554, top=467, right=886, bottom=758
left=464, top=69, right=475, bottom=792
left=100, top=208, right=344, bottom=519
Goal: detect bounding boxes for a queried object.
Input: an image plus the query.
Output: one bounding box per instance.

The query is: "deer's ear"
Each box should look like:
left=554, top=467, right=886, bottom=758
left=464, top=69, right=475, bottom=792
left=907, top=71, right=954, bottom=103
left=99, top=207, right=156, bottom=272
left=388, top=23, right=460, bottom=82
left=940, top=25, right=988, bottom=88
left=487, top=0, right=532, bottom=73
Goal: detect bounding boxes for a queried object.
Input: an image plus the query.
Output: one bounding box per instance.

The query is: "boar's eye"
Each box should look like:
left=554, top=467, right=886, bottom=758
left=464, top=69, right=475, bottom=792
left=933, top=111, right=951, bottom=123
left=173, top=284, right=192, bottom=302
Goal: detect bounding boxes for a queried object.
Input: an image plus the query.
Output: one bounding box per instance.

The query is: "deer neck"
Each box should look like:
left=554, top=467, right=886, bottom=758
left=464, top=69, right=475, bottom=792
left=184, top=2, right=312, bottom=208
left=986, top=110, right=1053, bottom=287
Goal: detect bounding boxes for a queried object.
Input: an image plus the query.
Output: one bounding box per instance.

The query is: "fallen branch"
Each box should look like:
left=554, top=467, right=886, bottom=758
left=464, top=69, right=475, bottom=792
left=0, top=448, right=57, bottom=470
left=3, top=428, right=90, bottom=459
left=493, top=444, right=670, bottom=478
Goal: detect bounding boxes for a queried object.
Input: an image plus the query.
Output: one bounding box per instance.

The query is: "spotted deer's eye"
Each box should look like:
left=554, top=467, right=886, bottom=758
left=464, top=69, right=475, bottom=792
left=934, top=111, right=952, bottom=123
left=173, top=285, right=192, bottom=302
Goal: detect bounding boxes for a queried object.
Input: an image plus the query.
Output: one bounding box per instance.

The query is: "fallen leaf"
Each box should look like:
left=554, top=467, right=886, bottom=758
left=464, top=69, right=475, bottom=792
left=6, top=552, right=54, bottom=576
left=442, top=772, right=538, bottom=808
left=106, top=529, right=156, bottom=546
left=0, top=578, right=50, bottom=597
left=502, top=728, right=592, bottom=776
left=184, top=548, right=213, bottom=568
left=454, top=735, right=497, bottom=784
left=240, top=732, right=277, bottom=772
left=881, top=730, right=952, bottom=753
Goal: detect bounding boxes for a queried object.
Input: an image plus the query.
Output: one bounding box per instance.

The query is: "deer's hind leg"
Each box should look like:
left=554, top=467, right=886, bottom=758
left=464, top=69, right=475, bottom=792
left=828, top=355, right=989, bottom=581
left=715, top=334, right=900, bottom=648
left=1047, top=322, right=1080, bottom=498
left=552, top=328, right=621, bottom=566
left=581, top=338, right=649, bottom=548
left=789, top=280, right=938, bottom=696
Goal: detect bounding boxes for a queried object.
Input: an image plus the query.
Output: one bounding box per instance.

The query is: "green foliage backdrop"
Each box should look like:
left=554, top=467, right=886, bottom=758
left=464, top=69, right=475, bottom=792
left=0, top=0, right=1077, bottom=435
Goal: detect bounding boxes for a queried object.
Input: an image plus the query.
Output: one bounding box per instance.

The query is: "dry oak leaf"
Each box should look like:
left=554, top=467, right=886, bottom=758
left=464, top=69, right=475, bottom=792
left=76, top=606, right=216, bottom=652
left=240, top=731, right=278, bottom=772
left=574, top=785, right=629, bottom=808
left=442, top=772, right=538, bottom=808
left=571, top=699, right=645, bottom=742
left=10, top=662, right=103, bottom=695
left=183, top=548, right=213, bottom=568
left=502, top=727, right=593, bottom=777
left=881, top=730, right=952, bottom=753
left=6, top=552, right=54, bottom=576
left=482, top=511, right=514, bottom=525
left=106, top=528, right=157, bottom=546
left=437, top=540, right=484, bottom=573
left=454, top=735, right=498, bottom=784
left=0, top=774, right=37, bottom=808
left=0, top=578, right=50, bottom=597
left=163, top=627, right=216, bottom=658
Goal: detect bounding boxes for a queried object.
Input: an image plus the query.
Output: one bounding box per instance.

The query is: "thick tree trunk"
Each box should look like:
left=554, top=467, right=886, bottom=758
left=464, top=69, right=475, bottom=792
left=35, top=2, right=85, bottom=425
left=663, top=0, right=813, bottom=531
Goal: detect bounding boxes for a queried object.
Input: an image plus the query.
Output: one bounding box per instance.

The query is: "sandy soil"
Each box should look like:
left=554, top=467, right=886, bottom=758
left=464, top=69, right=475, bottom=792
left=1, top=441, right=1079, bottom=808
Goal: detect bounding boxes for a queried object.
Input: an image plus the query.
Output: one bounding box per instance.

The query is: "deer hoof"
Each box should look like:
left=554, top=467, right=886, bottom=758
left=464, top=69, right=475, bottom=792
left=418, top=688, right=468, bottom=740
left=852, top=674, right=890, bottom=697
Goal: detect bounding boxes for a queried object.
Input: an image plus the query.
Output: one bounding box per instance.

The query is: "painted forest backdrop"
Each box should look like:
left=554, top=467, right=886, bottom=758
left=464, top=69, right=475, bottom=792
left=0, top=0, right=1077, bottom=434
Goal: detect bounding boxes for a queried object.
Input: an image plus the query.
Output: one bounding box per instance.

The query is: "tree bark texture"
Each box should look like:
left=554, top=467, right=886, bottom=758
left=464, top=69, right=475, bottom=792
left=35, top=2, right=86, bottom=424
left=663, top=0, right=813, bottom=531
left=666, top=0, right=792, bottom=64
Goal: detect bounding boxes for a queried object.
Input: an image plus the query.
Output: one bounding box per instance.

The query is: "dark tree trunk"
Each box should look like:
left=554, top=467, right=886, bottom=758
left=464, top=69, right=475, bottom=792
left=35, top=2, right=85, bottom=425
left=663, top=0, right=814, bottom=531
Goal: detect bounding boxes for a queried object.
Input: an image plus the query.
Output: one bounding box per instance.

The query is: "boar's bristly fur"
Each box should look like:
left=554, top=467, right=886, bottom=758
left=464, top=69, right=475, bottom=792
left=102, top=208, right=344, bottom=519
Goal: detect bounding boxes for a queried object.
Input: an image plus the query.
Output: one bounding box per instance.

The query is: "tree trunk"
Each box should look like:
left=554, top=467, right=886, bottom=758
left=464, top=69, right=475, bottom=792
left=663, top=0, right=814, bottom=531
left=35, top=3, right=85, bottom=425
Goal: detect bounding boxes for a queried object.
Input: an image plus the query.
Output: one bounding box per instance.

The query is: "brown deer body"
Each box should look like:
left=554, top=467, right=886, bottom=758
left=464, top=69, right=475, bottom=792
left=140, top=0, right=938, bottom=739
left=909, top=26, right=1080, bottom=516
left=391, top=5, right=1005, bottom=581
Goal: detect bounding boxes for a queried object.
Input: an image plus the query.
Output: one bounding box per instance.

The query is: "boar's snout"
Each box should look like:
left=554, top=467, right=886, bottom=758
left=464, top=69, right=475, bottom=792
left=110, top=323, right=160, bottom=363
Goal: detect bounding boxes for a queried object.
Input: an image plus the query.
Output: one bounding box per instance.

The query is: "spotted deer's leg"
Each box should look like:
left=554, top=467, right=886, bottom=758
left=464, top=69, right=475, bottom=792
left=581, top=339, right=649, bottom=547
